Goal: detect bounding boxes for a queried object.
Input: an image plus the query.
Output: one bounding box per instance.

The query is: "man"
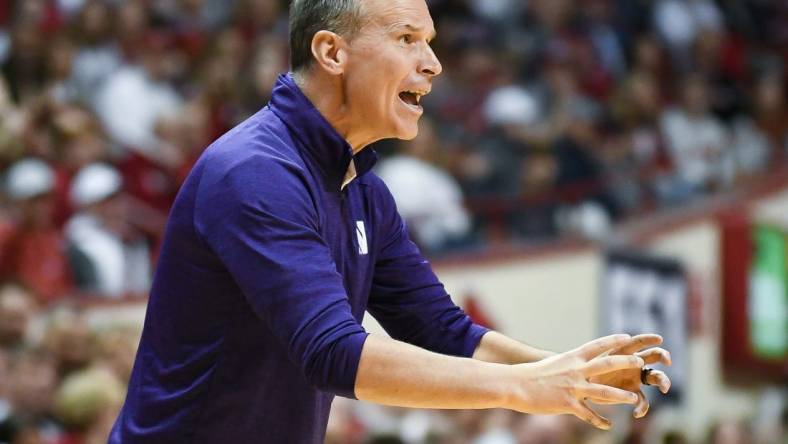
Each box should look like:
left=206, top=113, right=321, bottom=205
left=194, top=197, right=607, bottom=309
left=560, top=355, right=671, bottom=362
left=110, top=1, right=672, bottom=442
left=1, top=159, right=73, bottom=301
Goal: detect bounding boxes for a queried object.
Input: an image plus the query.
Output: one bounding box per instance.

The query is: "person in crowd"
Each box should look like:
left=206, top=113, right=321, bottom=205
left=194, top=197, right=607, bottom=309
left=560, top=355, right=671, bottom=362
left=93, top=34, right=183, bottom=157
left=5, top=349, right=61, bottom=443
left=2, top=158, right=74, bottom=299
left=376, top=117, right=472, bottom=253
left=0, top=283, right=36, bottom=350
left=64, top=163, right=150, bottom=297
left=42, top=308, right=94, bottom=378
left=660, top=73, right=734, bottom=196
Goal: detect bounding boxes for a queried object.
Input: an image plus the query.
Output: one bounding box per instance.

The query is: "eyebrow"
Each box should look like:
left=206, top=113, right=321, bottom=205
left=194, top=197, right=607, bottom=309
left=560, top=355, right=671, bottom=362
left=401, top=23, right=437, bottom=41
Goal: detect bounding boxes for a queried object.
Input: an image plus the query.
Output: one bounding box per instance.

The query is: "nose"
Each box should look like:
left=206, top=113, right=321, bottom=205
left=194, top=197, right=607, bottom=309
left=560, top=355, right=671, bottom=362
left=419, top=43, right=442, bottom=77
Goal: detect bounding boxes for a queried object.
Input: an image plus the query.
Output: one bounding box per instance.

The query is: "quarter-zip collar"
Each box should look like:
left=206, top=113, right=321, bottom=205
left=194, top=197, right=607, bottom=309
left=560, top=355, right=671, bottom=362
left=269, top=73, right=377, bottom=191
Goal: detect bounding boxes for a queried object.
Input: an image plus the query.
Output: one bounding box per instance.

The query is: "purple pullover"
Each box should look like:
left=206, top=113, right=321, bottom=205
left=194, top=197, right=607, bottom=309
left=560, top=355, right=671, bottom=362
left=109, top=73, right=488, bottom=443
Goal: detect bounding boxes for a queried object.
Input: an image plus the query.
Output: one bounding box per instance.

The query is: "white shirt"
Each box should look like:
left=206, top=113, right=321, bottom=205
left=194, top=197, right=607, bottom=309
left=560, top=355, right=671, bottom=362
left=65, top=213, right=151, bottom=297
left=660, top=108, right=734, bottom=188
left=94, top=66, right=182, bottom=154
left=377, top=155, right=470, bottom=250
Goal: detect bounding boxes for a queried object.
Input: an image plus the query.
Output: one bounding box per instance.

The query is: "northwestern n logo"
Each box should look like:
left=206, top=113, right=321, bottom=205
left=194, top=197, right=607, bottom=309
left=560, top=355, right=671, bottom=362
left=356, top=221, right=368, bottom=255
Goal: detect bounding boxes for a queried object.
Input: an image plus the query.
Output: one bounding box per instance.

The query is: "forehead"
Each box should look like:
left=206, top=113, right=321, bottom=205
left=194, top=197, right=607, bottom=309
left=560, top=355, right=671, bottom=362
left=363, top=0, right=435, bottom=33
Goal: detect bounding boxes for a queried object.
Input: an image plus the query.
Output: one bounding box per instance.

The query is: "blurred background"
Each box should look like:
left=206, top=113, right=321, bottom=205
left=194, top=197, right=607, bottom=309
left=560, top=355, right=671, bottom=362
left=0, top=0, right=785, bottom=443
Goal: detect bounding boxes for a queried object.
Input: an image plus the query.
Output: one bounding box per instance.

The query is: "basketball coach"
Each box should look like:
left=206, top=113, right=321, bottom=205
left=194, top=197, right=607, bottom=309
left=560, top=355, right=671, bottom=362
left=110, top=0, right=672, bottom=442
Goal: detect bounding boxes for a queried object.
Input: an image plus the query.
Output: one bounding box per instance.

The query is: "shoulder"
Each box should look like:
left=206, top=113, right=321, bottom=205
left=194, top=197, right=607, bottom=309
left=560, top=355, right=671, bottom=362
left=201, top=108, right=303, bottom=172
left=196, top=108, right=313, bottom=199
left=192, top=109, right=319, bottom=230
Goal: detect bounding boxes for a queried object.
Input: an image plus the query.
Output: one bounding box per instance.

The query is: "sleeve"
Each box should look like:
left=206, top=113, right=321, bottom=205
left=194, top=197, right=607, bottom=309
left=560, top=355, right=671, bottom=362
left=193, top=156, right=368, bottom=398
left=367, top=177, right=489, bottom=357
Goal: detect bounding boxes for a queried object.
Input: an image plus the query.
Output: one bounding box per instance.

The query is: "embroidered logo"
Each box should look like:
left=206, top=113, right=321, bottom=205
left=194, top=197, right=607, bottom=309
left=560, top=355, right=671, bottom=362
left=356, top=221, right=368, bottom=255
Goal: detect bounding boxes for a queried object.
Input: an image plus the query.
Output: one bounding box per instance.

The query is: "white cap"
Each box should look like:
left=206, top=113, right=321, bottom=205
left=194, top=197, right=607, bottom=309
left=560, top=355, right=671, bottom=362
left=483, top=85, right=540, bottom=127
left=70, top=163, right=122, bottom=207
left=5, top=158, right=55, bottom=200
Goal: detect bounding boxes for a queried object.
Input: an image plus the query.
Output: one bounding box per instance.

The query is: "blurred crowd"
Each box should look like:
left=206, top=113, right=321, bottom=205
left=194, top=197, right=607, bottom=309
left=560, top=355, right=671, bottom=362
left=0, top=0, right=786, bottom=443
left=0, top=282, right=137, bottom=444
left=325, top=395, right=787, bottom=444
left=376, top=0, right=788, bottom=250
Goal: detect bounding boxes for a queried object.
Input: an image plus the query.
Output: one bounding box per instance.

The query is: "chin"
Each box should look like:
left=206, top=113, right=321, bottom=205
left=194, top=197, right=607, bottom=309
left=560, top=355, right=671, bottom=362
left=392, top=121, right=420, bottom=141
left=398, top=131, right=419, bottom=141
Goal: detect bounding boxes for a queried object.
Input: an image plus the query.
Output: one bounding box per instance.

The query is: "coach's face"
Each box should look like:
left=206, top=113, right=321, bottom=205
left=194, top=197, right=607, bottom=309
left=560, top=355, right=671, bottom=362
left=343, top=0, right=442, bottom=140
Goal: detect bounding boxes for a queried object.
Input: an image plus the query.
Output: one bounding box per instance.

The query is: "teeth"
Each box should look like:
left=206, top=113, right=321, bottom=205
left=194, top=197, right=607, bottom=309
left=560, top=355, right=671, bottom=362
left=400, top=90, right=425, bottom=107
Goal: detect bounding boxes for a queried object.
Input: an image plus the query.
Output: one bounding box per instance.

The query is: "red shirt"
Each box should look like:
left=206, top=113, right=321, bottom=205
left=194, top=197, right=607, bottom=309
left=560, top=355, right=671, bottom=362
left=1, top=228, right=73, bottom=302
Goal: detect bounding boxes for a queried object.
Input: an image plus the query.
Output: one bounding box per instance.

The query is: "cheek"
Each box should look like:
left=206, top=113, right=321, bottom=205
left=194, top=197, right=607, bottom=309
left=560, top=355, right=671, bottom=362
left=348, top=48, right=407, bottom=97
left=347, top=77, right=396, bottom=126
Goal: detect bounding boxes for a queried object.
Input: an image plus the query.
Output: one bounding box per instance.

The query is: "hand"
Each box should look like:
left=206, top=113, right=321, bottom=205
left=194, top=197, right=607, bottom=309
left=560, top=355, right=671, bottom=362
left=589, top=334, right=672, bottom=418
left=505, top=334, right=644, bottom=430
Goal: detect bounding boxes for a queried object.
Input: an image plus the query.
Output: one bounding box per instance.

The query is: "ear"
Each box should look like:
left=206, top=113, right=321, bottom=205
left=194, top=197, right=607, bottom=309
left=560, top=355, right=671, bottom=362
left=310, top=30, right=348, bottom=76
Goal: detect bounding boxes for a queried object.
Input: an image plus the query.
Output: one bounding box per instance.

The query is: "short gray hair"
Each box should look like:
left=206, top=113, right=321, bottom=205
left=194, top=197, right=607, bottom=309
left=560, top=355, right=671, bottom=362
left=289, top=0, right=364, bottom=72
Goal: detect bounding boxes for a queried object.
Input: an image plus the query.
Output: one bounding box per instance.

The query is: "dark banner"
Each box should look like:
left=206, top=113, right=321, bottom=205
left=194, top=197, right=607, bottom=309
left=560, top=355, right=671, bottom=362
left=600, top=250, right=687, bottom=404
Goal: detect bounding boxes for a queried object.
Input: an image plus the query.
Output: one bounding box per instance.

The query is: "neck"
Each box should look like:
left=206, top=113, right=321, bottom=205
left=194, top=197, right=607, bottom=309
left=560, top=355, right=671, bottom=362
left=294, top=70, right=378, bottom=154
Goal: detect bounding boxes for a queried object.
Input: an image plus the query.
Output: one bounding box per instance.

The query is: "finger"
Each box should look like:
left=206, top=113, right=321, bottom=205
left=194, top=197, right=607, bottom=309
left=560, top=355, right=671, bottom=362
left=576, top=334, right=632, bottom=360
left=578, top=383, right=638, bottom=405
left=571, top=399, right=611, bottom=430
left=646, top=370, right=671, bottom=394
left=614, top=334, right=663, bottom=355
left=633, top=390, right=649, bottom=418
left=636, top=348, right=672, bottom=366
left=583, top=397, right=621, bottom=405
left=583, top=355, right=644, bottom=377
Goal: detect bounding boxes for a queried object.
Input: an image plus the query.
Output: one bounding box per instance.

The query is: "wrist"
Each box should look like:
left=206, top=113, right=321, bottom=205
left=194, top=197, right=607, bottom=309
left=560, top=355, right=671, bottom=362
left=494, top=361, right=538, bottom=411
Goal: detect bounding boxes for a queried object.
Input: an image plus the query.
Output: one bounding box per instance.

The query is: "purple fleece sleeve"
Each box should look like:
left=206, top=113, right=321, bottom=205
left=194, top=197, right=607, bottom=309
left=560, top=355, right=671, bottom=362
left=367, top=176, right=489, bottom=357
left=194, top=155, right=368, bottom=398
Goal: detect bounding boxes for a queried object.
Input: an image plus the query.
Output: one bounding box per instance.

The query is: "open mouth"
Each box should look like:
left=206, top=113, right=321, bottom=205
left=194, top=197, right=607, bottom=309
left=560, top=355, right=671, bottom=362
left=398, top=90, right=425, bottom=112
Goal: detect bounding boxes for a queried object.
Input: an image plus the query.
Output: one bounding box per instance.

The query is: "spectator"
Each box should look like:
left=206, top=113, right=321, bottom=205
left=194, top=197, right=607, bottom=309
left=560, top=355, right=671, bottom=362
left=376, top=118, right=472, bottom=253
left=1, top=20, right=48, bottom=104
left=606, top=70, right=673, bottom=210
left=65, top=163, right=150, bottom=297
left=53, top=364, right=124, bottom=442
left=68, top=0, right=122, bottom=105
left=751, top=71, right=787, bottom=155
left=653, top=0, right=724, bottom=70
left=93, top=34, right=183, bottom=157
left=43, top=308, right=93, bottom=377
left=1, top=158, right=73, bottom=301
left=0, top=283, right=36, bottom=350
left=6, top=349, right=62, bottom=443
left=42, top=36, right=78, bottom=104
left=660, top=73, right=734, bottom=197
left=93, top=328, right=138, bottom=387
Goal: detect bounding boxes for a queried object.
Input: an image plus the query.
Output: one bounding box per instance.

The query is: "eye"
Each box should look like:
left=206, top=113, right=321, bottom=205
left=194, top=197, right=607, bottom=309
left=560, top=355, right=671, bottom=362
left=400, top=34, right=413, bottom=44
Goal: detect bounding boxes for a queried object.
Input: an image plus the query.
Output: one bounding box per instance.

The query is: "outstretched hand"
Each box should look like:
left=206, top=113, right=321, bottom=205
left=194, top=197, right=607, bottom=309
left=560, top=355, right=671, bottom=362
left=588, top=334, right=672, bottom=418
left=507, top=334, right=647, bottom=430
